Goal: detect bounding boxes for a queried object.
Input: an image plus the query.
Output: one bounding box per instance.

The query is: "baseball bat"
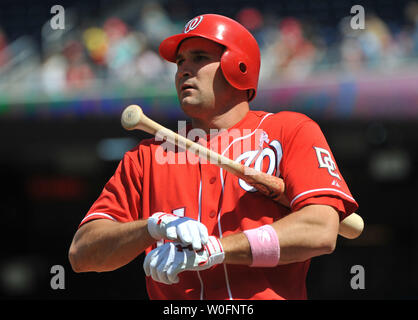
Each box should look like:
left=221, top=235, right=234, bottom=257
left=121, top=104, right=364, bottom=239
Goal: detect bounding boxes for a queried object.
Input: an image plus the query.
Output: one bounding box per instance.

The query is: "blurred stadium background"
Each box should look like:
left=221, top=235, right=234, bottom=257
left=0, top=0, right=417, bottom=299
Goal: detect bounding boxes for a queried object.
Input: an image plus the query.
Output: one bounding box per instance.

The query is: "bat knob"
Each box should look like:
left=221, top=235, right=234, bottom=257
left=121, top=105, right=143, bottom=130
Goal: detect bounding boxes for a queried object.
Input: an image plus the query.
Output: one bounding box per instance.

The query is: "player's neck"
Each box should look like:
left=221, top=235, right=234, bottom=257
left=191, top=101, right=250, bottom=134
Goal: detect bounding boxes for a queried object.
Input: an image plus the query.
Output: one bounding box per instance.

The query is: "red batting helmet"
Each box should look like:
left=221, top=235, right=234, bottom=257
left=159, top=14, right=261, bottom=101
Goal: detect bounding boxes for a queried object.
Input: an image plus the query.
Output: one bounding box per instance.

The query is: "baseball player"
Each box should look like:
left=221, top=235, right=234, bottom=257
left=69, top=14, right=358, bottom=300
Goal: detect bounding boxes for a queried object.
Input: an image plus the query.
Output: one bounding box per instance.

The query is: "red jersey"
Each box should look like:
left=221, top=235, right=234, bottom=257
left=79, top=110, right=358, bottom=300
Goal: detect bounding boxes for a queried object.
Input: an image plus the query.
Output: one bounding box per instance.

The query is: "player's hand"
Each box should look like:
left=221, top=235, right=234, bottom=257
left=143, top=236, right=225, bottom=285
left=147, top=212, right=209, bottom=250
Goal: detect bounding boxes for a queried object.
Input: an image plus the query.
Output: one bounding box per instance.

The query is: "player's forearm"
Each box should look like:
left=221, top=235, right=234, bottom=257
left=221, top=205, right=340, bottom=266
left=272, top=205, right=340, bottom=264
left=220, top=232, right=252, bottom=265
left=68, top=219, right=155, bottom=273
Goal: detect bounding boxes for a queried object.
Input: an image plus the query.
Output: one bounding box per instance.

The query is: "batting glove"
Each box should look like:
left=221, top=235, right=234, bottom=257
left=143, top=236, right=225, bottom=285
left=147, top=212, right=209, bottom=250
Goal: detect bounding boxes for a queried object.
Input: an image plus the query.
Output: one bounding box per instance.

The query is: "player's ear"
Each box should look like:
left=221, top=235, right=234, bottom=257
left=247, top=89, right=255, bottom=101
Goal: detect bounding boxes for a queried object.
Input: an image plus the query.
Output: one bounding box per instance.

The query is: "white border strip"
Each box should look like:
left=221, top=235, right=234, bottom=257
left=290, top=188, right=356, bottom=207
left=80, top=212, right=117, bottom=224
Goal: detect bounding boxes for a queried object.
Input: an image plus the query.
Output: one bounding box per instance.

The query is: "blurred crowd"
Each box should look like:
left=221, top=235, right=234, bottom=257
left=0, top=0, right=418, bottom=97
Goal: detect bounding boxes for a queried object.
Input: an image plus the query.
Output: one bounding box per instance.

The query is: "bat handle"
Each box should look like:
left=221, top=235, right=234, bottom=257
left=339, top=213, right=364, bottom=239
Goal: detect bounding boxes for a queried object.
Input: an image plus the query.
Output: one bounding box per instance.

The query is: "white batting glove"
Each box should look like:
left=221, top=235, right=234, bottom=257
left=143, top=236, right=225, bottom=285
left=147, top=212, right=209, bottom=250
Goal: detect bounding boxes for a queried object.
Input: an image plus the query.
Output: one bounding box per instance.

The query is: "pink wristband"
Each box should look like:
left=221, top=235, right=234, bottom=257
left=243, top=225, right=280, bottom=267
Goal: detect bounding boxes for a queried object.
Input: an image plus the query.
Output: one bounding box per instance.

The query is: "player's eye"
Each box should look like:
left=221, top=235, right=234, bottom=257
left=176, top=58, right=185, bottom=66
left=194, top=55, right=208, bottom=63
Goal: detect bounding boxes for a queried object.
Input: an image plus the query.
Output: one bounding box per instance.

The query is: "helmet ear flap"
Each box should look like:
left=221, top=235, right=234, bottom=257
left=221, top=49, right=251, bottom=91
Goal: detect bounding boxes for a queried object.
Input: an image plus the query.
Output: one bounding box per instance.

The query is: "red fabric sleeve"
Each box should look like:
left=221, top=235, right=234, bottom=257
left=79, top=150, right=142, bottom=227
left=280, top=116, right=358, bottom=220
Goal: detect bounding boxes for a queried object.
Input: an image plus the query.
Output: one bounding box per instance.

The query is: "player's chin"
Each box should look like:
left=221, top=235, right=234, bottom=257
left=181, top=103, right=200, bottom=117
left=179, top=97, right=202, bottom=113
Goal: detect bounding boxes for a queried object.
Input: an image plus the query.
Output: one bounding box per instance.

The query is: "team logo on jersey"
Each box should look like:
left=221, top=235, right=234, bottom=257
left=184, top=16, right=203, bottom=33
left=236, top=140, right=283, bottom=192
left=259, top=130, right=270, bottom=147
left=331, top=179, right=341, bottom=187
left=314, top=147, right=341, bottom=179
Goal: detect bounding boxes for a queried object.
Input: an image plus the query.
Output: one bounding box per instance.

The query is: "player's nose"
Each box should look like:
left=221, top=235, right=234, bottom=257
left=176, top=63, right=193, bottom=80
left=176, top=70, right=193, bottom=92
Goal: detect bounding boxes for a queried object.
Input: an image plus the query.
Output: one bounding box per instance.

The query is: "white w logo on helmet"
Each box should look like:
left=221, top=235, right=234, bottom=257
left=184, top=16, right=203, bottom=33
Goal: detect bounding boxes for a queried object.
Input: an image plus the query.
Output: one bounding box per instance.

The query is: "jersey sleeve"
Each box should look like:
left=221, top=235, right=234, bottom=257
left=78, top=149, right=143, bottom=227
left=279, top=115, right=358, bottom=220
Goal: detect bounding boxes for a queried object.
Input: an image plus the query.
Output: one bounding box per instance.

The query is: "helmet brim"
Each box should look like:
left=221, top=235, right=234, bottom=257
left=159, top=34, right=190, bottom=62
left=159, top=33, right=227, bottom=63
